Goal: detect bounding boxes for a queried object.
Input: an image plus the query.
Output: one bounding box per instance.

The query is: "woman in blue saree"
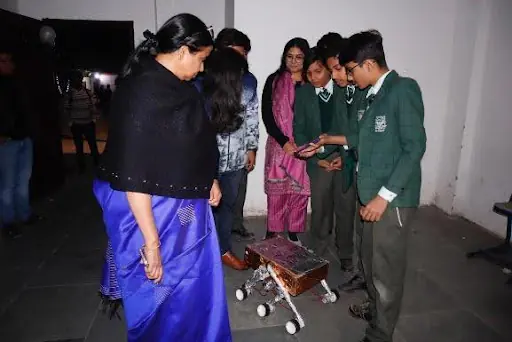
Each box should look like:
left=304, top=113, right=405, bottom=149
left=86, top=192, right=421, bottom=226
left=94, top=13, right=232, bottom=342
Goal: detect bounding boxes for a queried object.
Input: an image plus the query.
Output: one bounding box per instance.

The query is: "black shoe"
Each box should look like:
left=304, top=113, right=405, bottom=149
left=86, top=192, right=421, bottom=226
left=2, top=224, right=23, bottom=239
left=265, top=231, right=277, bottom=240
left=288, top=232, right=298, bottom=241
left=232, top=226, right=255, bottom=240
left=359, top=338, right=370, bottom=342
left=349, top=301, right=372, bottom=322
left=340, top=258, right=354, bottom=272
left=339, top=274, right=366, bottom=293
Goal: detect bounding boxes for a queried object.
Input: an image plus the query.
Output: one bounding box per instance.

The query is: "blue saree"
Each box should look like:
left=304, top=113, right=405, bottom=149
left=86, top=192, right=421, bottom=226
left=94, top=180, right=232, bottom=342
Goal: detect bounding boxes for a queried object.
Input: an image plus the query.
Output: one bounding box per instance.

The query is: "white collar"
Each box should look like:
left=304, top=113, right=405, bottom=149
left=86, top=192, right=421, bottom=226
left=366, top=70, right=392, bottom=98
left=315, top=79, right=334, bottom=95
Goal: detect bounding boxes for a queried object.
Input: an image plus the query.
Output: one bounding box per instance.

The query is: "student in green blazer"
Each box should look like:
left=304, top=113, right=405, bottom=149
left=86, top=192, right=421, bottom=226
left=324, top=40, right=367, bottom=293
left=301, top=30, right=426, bottom=342
left=293, top=47, right=355, bottom=271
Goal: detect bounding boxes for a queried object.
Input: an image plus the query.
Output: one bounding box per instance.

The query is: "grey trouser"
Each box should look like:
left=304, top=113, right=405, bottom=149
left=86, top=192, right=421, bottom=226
left=362, top=206, right=417, bottom=342
left=309, top=167, right=356, bottom=260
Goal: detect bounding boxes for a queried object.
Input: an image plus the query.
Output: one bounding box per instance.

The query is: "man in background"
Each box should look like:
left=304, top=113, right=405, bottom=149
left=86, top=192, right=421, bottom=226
left=0, top=48, right=34, bottom=238
left=65, top=72, right=100, bottom=172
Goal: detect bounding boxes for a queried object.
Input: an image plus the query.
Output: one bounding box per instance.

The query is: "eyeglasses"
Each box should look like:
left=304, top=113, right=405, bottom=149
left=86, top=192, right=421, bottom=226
left=286, top=54, right=304, bottom=62
left=345, top=62, right=362, bottom=76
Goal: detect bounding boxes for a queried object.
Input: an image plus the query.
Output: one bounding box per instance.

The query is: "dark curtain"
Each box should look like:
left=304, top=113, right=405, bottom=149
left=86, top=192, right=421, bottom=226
left=0, top=9, right=65, bottom=198
left=42, top=18, right=135, bottom=74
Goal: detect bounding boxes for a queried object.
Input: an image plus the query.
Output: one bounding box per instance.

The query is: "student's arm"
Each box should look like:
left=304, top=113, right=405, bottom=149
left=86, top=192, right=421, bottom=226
left=244, top=74, right=259, bottom=151
left=381, top=79, right=426, bottom=199
left=244, top=75, right=259, bottom=171
left=325, top=135, right=348, bottom=146
left=262, top=73, right=289, bottom=147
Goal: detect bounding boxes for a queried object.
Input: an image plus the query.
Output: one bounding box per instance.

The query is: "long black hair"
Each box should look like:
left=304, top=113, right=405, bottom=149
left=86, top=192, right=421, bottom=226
left=277, top=37, right=310, bottom=80
left=203, top=47, right=248, bottom=134
left=120, top=13, right=213, bottom=80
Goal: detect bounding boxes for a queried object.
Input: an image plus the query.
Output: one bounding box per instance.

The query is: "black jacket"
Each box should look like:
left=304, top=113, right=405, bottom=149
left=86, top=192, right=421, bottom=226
left=0, top=76, right=30, bottom=140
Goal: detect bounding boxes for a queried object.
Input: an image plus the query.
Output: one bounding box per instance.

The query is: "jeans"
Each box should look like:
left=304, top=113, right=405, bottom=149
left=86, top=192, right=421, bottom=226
left=0, top=138, right=33, bottom=227
left=213, top=169, right=244, bottom=255
left=232, top=168, right=248, bottom=232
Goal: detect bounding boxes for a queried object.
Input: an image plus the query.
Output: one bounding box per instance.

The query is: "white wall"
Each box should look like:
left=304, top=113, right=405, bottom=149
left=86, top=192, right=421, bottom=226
left=0, top=0, right=18, bottom=12
left=156, top=0, right=227, bottom=36
left=235, top=0, right=512, bottom=237
left=452, top=0, right=512, bottom=236
left=434, top=0, right=484, bottom=211
left=235, top=0, right=460, bottom=215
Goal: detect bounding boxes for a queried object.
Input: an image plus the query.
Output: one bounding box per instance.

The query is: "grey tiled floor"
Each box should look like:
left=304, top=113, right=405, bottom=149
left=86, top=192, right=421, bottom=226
left=1, top=172, right=511, bottom=342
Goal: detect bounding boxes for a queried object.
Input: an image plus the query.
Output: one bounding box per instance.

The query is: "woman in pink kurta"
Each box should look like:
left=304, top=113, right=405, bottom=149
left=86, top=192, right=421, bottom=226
left=263, top=38, right=311, bottom=243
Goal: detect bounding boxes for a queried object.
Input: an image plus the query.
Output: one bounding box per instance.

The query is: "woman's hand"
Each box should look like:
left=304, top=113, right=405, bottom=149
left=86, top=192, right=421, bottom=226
left=283, top=141, right=298, bottom=156
left=143, top=244, right=163, bottom=284
left=209, top=179, right=222, bottom=207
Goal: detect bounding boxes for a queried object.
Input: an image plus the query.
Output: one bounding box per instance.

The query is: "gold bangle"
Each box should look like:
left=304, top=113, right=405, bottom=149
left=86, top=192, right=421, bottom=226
left=142, top=241, right=161, bottom=251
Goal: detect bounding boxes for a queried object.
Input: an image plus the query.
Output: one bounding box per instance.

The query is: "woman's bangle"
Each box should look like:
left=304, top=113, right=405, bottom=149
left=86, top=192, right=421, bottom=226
left=143, top=241, right=161, bottom=251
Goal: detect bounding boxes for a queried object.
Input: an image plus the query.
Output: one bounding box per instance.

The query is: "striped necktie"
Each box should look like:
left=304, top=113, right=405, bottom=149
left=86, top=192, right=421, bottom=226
left=318, top=88, right=331, bottom=102
left=366, top=93, right=376, bottom=110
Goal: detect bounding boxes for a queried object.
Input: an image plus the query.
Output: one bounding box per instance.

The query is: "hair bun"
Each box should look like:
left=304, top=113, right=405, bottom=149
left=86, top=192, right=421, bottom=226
left=143, top=30, right=156, bottom=40
left=143, top=29, right=159, bottom=54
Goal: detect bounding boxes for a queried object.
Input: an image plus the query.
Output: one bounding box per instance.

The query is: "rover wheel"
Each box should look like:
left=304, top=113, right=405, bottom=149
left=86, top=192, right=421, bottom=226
left=235, top=287, right=248, bottom=301
left=285, top=319, right=300, bottom=335
left=257, top=303, right=271, bottom=317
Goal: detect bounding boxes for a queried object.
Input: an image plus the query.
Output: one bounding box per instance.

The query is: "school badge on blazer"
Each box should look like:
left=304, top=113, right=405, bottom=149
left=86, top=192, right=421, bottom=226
left=375, top=115, right=387, bottom=132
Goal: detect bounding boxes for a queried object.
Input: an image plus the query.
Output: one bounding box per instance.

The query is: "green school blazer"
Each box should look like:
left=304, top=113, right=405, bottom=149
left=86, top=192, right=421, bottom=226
left=345, top=71, right=427, bottom=207
left=293, top=83, right=355, bottom=192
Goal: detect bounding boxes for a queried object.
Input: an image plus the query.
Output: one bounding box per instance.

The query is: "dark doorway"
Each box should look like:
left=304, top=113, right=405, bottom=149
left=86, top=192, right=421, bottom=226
left=0, top=9, right=64, bottom=198
left=39, top=19, right=134, bottom=173
left=41, top=18, right=134, bottom=73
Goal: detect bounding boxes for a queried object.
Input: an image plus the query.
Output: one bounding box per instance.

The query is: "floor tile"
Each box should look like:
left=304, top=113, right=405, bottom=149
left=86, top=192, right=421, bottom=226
left=232, top=326, right=298, bottom=342
left=397, top=309, right=508, bottom=342
left=2, top=171, right=512, bottom=342
left=85, top=307, right=127, bottom=342
left=0, top=285, right=100, bottom=342
left=400, top=269, right=459, bottom=315
left=28, top=247, right=104, bottom=287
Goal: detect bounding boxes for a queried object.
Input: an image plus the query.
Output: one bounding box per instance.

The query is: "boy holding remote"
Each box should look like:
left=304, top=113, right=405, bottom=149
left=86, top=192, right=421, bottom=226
left=293, top=47, right=355, bottom=270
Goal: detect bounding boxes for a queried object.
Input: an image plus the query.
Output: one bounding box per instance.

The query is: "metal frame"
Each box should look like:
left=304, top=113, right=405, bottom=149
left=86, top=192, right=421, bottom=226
left=467, top=194, right=512, bottom=285
left=236, top=263, right=338, bottom=334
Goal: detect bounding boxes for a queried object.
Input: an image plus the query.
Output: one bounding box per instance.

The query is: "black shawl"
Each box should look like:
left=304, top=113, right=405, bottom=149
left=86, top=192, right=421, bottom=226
left=97, top=57, right=219, bottom=199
